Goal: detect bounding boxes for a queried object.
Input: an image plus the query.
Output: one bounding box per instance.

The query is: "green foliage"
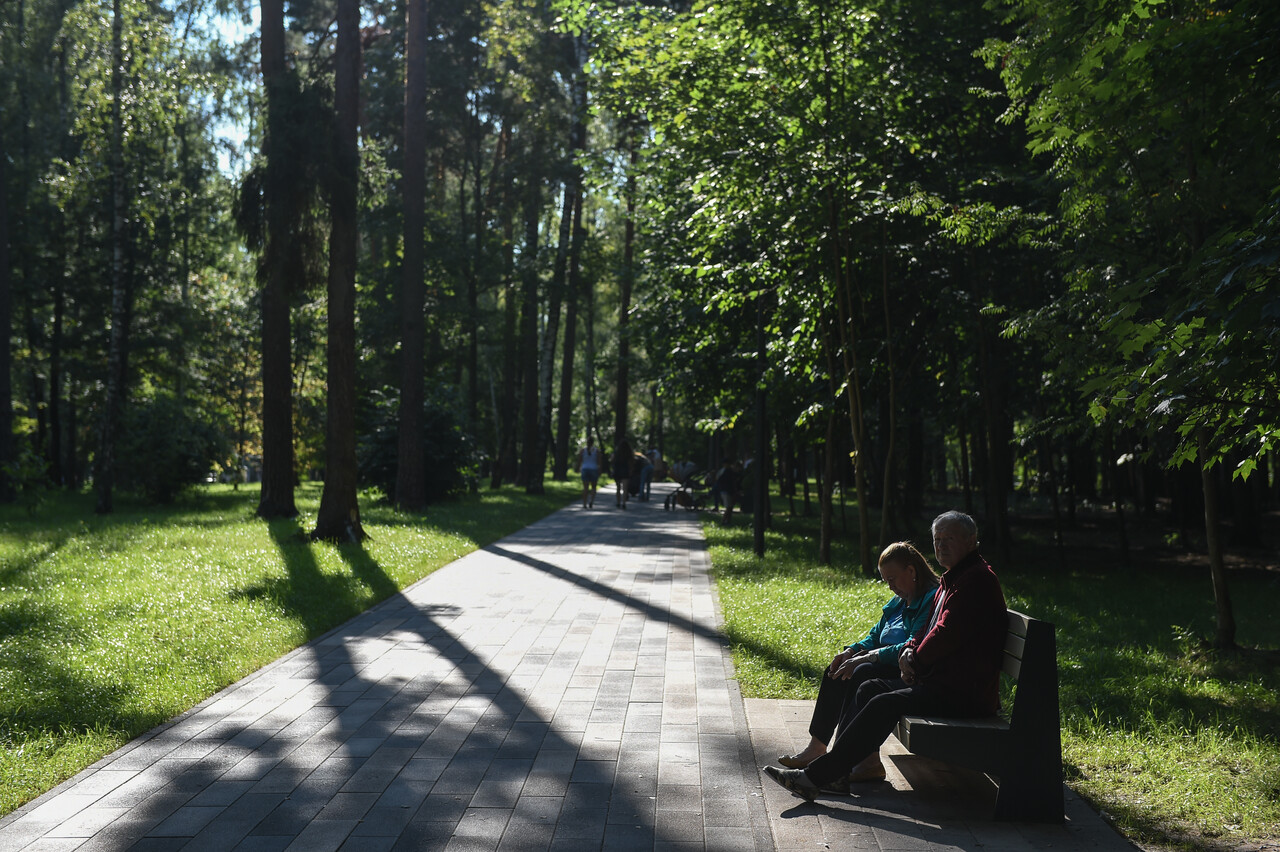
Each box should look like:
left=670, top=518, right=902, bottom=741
left=358, top=387, right=482, bottom=504
left=115, top=393, right=232, bottom=503
left=2, top=0, right=260, bottom=500
left=233, top=70, right=332, bottom=298
left=0, top=445, right=52, bottom=516
left=985, top=0, right=1280, bottom=473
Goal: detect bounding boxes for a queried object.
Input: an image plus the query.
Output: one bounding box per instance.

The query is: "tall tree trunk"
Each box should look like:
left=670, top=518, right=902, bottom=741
left=753, top=296, right=767, bottom=557
left=977, top=317, right=1012, bottom=565
left=553, top=42, right=588, bottom=480
left=492, top=190, right=518, bottom=488
left=395, top=0, right=427, bottom=511
left=904, top=410, right=923, bottom=520
left=615, top=125, right=637, bottom=447
left=554, top=189, right=584, bottom=479
left=819, top=410, right=836, bottom=565
left=256, top=0, right=298, bottom=518
left=176, top=116, right=192, bottom=405
left=586, top=267, right=601, bottom=446
left=530, top=178, right=575, bottom=493
left=467, top=106, right=481, bottom=432
left=877, top=231, right=898, bottom=550
left=956, top=361, right=974, bottom=513
left=96, top=0, right=129, bottom=515
left=1198, top=428, right=1236, bottom=649
left=0, top=125, right=11, bottom=502
left=516, top=165, right=542, bottom=488
left=49, top=279, right=64, bottom=486
left=1108, top=431, right=1131, bottom=567
left=312, top=0, right=364, bottom=541
left=830, top=262, right=873, bottom=575
left=67, top=376, right=79, bottom=489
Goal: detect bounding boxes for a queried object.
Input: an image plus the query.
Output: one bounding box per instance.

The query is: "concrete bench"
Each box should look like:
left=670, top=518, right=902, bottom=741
left=894, top=609, right=1064, bottom=823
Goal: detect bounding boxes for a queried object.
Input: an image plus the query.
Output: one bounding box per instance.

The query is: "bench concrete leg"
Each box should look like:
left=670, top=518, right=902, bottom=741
left=993, top=758, right=1064, bottom=823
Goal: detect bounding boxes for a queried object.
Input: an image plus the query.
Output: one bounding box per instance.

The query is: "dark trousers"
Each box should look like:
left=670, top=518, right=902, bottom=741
left=807, top=662, right=898, bottom=745
left=804, top=677, right=977, bottom=786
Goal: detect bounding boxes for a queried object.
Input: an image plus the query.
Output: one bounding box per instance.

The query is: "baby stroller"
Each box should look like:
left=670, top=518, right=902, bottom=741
left=663, top=467, right=705, bottom=511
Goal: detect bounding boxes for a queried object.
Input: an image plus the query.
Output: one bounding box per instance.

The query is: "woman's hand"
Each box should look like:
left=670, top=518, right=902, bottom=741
left=826, top=648, right=854, bottom=677
left=833, top=651, right=874, bottom=680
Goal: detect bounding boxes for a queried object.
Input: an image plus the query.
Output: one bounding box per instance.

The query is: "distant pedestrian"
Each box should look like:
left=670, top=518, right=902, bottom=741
left=636, top=451, right=655, bottom=501
left=612, top=440, right=633, bottom=509
left=576, top=438, right=605, bottom=509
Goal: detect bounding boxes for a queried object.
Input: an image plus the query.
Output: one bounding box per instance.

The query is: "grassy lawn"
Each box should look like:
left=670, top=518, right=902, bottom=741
left=705, top=500, right=1280, bottom=852
left=0, top=480, right=577, bottom=817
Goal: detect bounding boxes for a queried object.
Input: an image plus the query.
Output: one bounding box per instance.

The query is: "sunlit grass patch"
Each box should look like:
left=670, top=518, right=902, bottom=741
left=0, top=481, right=576, bottom=816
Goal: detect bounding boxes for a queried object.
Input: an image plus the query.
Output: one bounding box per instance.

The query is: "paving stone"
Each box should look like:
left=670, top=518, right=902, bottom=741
left=495, top=820, right=553, bottom=851
left=349, top=805, right=416, bottom=838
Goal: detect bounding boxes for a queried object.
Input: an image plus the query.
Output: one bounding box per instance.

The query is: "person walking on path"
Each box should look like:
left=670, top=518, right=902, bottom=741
left=764, top=510, right=1006, bottom=800
left=612, top=439, right=633, bottom=509
left=636, top=451, right=655, bottom=501
left=575, top=437, right=605, bottom=508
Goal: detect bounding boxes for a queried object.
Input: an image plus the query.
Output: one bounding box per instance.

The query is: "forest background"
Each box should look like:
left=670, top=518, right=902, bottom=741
left=1, top=0, right=1277, bottom=844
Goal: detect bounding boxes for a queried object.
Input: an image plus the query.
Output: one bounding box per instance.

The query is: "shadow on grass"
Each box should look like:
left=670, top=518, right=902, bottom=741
left=0, top=534, right=71, bottom=587
left=228, top=519, right=401, bottom=640
left=0, top=597, right=169, bottom=745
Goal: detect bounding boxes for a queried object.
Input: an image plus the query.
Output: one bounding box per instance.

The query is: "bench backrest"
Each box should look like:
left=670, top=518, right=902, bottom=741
left=1001, top=609, right=1061, bottom=739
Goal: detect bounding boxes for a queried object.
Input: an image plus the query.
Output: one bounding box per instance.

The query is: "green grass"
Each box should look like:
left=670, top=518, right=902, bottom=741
left=704, top=501, right=1280, bottom=851
left=0, top=480, right=577, bottom=816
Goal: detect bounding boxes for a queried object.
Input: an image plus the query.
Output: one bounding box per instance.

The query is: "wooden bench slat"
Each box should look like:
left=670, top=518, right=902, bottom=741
left=1001, top=649, right=1023, bottom=679
left=1006, top=609, right=1033, bottom=637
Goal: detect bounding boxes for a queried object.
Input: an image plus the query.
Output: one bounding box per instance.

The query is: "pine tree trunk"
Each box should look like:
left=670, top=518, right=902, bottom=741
left=49, top=281, right=64, bottom=486
left=395, top=0, right=427, bottom=510
left=96, top=0, right=129, bottom=515
left=615, top=125, right=637, bottom=447
left=877, top=235, right=898, bottom=550
left=553, top=44, right=588, bottom=480
left=493, top=195, right=518, bottom=488
left=0, top=126, right=11, bottom=502
left=819, top=411, right=836, bottom=565
left=977, top=318, right=1012, bottom=565
left=554, top=190, right=584, bottom=479
left=467, top=105, right=482, bottom=431
left=530, top=180, right=574, bottom=493
left=312, top=0, right=364, bottom=542
left=586, top=263, right=600, bottom=446
left=256, top=0, right=298, bottom=519
left=516, top=166, right=541, bottom=487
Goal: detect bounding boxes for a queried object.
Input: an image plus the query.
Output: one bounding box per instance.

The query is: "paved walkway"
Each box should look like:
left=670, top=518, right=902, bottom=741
left=0, top=484, right=1136, bottom=851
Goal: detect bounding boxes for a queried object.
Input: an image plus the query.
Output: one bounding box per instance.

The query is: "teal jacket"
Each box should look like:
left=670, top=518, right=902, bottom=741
left=845, top=586, right=938, bottom=664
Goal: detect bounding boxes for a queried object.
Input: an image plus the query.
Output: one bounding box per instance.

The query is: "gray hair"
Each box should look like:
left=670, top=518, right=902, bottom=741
left=932, top=510, right=978, bottom=540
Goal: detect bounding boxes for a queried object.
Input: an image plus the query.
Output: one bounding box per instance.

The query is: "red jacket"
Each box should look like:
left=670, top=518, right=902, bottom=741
left=906, top=550, right=1006, bottom=715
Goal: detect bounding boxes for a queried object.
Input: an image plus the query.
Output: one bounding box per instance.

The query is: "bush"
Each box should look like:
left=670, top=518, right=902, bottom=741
left=116, top=394, right=231, bottom=503
left=359, top=386, right=480, bottom=504
left=1, top=444, right=51, bottom=514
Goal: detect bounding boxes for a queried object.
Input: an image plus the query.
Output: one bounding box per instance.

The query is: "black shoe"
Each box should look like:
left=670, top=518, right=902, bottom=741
left=763, top=766, right=820, bottom=802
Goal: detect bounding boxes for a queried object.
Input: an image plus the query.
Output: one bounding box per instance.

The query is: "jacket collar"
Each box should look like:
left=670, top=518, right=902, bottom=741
left=940, top=549, right=983, bottom=586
